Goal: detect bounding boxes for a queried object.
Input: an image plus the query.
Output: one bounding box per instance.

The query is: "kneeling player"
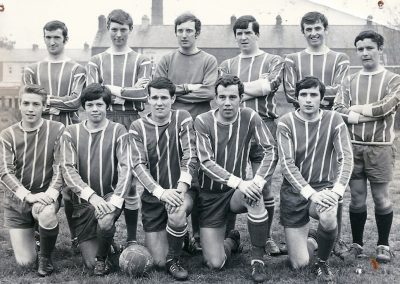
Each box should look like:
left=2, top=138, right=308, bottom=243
left=0, top=84, right=64, bottom=276
left=61, top=83, right=132, bottom=275
left=277, top=77, right=353, bottom=282
left=194, top=75, right=277, bottom=283
left=130, top=77, right=197, bottom=281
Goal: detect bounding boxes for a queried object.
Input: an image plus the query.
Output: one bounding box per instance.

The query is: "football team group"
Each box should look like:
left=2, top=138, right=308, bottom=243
left=1, top=8, right=399, bottom=283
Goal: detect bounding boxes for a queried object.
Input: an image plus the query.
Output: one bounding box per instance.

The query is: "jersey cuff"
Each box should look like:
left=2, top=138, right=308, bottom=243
left=45, top=188, right=60, bottom=202
left=81, top=186, right=96, bottom=201
left=16, top=186, right=30, bottom=201
left=361, top=105, right=373, bottom=117
left=331, top=183, right=346, bottom=197
left=152, top=186, right=166, bottom=200
left=109, top=194, right=125, bottom=209
left=178, top=171, right=192, bottom=186
left=253, top=175, right=266, bottom=188
left=300, top=185, right=317, bottom=200
left=348, top=111, right=360, bottom=124
left=261, top=79, right=271, bottom=96
left=227, top=175, right=242, bottom=189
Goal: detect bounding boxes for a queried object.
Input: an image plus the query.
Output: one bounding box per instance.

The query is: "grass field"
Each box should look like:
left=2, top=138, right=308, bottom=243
left=1, top=96, right=400, bottom=283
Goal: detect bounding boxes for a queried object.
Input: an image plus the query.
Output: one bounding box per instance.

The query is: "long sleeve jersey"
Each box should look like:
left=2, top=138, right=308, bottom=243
left=194, top=108, right=277, bottom=192
left=61, top=120, right=131, bottom=208
left=284, top=48, right=349, bottom=109
left=87, top=48, right=151, bottom=112
left=129, top=110, right=197, bottom=199
left=277, top=110, right=353, bottom=199
left=155, top=49, right=218, bottom=120
left=23, top=59, right=86, bottom=125
left=334, top=67, right=400, bottom=145
left=0, top=119, right=64, bottom=201
left=219, top=51, right=284, bottom=119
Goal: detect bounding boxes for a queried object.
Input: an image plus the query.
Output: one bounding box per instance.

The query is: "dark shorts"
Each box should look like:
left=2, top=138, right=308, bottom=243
left=197, top=189, right=236, bottom=228
left=3, top=190, right=61, bottom=229
left=351, top=144, right=396, bottom=183
left=280, top=182, right=333, bottom=228
left=106, top=110, right=140, bottom=130
left=141, top=189, right=196, bottom=232
left=71, top=194, right=122, bottom=243
left=249, top=118, right=277, bottom=163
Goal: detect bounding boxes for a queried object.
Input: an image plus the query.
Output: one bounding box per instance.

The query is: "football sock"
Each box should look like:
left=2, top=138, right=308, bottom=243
left=124, top=208, right=138, bottom=242
left=225, top=212, right=236, bottom=237
left=166, top=223, right=188, bottom=261
left=336, top=198, right=343, bottom=241
left=264, top=197, right=275, bottom=239
left=316, top=224, right=337, bottom=261
left=191, top=203, right=200, bottom=239
left=39, top=225, right=59, bottom=258
left=349, top=208, right=367, bottom=246
left=96, top=224, right=116, bottom=261
left=375, top=210, right=393, bottom=246
left=248, top=211, right=268, bottom=261
left=64, top=199, right=76, bottom=239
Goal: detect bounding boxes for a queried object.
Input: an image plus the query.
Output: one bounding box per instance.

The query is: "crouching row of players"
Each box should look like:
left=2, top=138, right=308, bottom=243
left=0, top=75, right=353, bottom=282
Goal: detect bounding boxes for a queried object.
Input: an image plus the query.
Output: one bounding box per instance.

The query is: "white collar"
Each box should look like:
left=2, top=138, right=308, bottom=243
left=304, top=46, right=330, bottom=55
left=239, top=49, right=264, bottom=58
left=359, top=65, right=385, bottom=75
left=105, top=47, right=133, bottom=55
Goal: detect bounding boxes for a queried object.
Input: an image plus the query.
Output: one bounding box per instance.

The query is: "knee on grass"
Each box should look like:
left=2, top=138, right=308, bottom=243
left=15, top=253, right=37, bottom=267
left=289, top=256, right=309, bottom=270
left=205, top=255, right=226, bottom=270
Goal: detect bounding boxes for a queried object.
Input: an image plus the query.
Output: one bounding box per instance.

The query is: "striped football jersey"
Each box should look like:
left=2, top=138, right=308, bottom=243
left=0, top=119, right=64, bottom=201
left=129, top=110, right=197, bottom=196
left=61, top=120, right=131, bottom=208
left=23, top=59, right=86, bottom=125
left=194, top=107, right=277, bottom=192
left=277, top=110, right=353, bottom=198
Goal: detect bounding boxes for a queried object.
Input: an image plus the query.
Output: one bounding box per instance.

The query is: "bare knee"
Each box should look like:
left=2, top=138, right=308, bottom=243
left=289, top=256, right=309, bottom=270
left=319, top=209, right=337, bottom=231
left=98, top=214, right=115, bottom=232
left=83, top=256, right=96, bottom=269
left=15, top=253, right=37, bottom=266
left=38, top=205, right=58, bottom=229
left=168, top=209, right=187, bottom=228
left=205, top=255, right=226, bottom=270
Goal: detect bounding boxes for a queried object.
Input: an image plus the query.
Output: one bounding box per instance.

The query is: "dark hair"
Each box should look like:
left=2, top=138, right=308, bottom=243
left=300, top=12, right=328, bottom=33
left=81, top=83, right=112, bottom=109
left=19, top=84, right=47, bottom=104
left=215, top=75, right=244, bottom=96
left=233, top=15, right=259, bottom=36
left=295, top=76, right=326, bottom=100
left=148, top=77, right=176, bottom=97
left=174, top=12, right=201, bottom=35
left=107, top=9, right=133, bottom=30
left=43, top=20, right=68, bottom=42
left=354, top=30, right=384, bottom=49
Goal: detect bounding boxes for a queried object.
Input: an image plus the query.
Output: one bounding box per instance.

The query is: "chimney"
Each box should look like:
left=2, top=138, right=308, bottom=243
left=140, top=15, right=150, bottom=31
left=276, top=15, right=282, bottom=26
left=152, top=0, right=163, bottom=25
left=367, top=15, right=373, bottom=26
left=230, top=15, right=237, bottom=27
left=98, top=15, right=107, bottom=31
left=32, top=44, right=38, bottom=51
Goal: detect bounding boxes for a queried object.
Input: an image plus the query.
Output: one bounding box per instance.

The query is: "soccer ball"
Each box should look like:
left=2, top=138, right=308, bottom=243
left=119, top=243, right=154, bottom=277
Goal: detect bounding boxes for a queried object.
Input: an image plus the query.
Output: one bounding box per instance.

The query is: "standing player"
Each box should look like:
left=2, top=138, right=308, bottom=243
left=0, top=84, right=64, bottom=276
left=283, top=12, right=350, bottom=256
left=277, top=76, right=353, bottom=282
left=154, top=12, right=218, bottom=251
left=194, top=75, right=277, bottom=282
left=87, top=9, right=152, bottom=245
left=219, top=15, right=284, bottom=255
left=334, top=30, right=400, bottom=263
left=130, top=77, right=197, bottom=280
left=61, top=83, right=132, bottom=275
left=22, top=20, right=86, bottom=251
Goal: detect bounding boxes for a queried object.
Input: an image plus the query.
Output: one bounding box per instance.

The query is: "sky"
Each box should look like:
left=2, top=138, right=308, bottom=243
left=0, top=0, right=399, bottom=49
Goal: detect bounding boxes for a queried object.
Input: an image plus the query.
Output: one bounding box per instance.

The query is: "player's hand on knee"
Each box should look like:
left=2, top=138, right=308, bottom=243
left=89, top=194, right=114, bottom=217
left=134, top=78, right=150, bottom=88
left=245, top=197, right=260, bottom=208
left=238, top=180, right=261, bottom=201
left=166, top=203, right=179, bottom=215
left=310, top=191, right=333, bottom=209
left=32, top=202, right=47, bottom=215
left=25, top=192, right=53, bottom=205
left=161, top=189, right=184, bottom=207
